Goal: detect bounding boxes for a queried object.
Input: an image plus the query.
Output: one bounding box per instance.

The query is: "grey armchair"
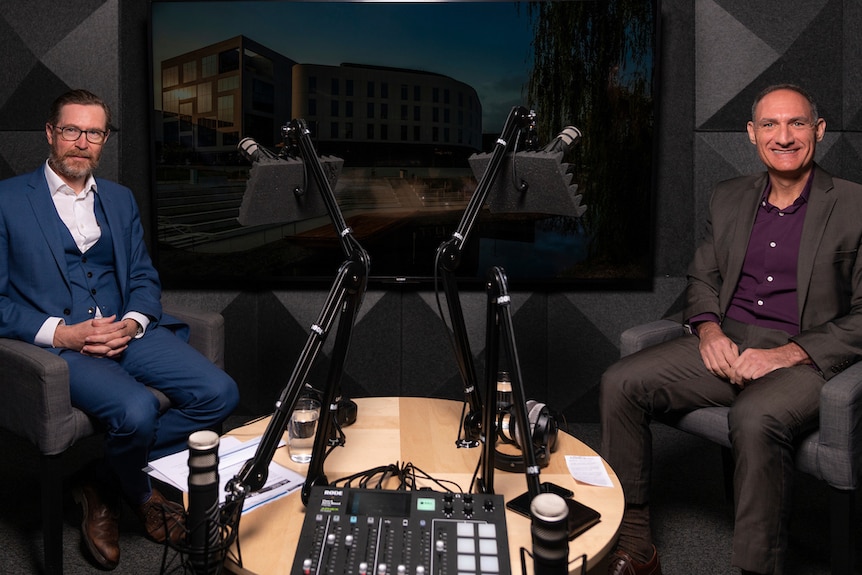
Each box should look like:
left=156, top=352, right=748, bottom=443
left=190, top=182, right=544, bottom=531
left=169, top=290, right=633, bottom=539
left=0, top=304, right=225, bottom=574
left=620, top=319, right=861, bottom=575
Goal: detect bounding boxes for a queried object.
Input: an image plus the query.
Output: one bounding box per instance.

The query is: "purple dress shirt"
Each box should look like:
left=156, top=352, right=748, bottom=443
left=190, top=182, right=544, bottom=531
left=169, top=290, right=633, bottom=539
left=690, top=170, right=814, bottom=337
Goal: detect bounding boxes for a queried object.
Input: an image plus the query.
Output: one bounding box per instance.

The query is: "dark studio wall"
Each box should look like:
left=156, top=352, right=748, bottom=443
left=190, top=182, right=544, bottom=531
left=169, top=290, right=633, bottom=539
left=1, top=1, right=860, bottom=425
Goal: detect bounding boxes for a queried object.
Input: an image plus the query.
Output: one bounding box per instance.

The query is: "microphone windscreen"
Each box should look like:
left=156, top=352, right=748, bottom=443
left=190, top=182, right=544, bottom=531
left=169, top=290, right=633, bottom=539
left=187, top=430, right=221, bottom=575
left=237, top=156, right=344, bottom=226
left=468, top=151, right=586, bottom=217
left=530, top=493, right=569, bottom=575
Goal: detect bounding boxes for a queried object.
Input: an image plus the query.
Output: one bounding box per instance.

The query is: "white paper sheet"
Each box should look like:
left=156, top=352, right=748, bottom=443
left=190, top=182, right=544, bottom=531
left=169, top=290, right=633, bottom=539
left=146, top=435, right=304, bottom=513
left=565, top=455, right=614, bottom=487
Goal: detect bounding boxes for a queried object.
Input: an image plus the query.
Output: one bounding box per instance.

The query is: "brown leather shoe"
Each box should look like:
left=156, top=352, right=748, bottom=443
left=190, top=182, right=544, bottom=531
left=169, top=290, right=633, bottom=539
left=133, top=487, right=186, bottom=545
left=608, top=545, right=662, bottom=575
left=72, top=482, right=120, bottom=570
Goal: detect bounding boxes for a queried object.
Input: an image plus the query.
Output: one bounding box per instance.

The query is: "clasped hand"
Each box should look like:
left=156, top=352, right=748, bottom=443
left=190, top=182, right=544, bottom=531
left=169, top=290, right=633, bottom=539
left=696, top=321, right=809, bottom=387
left=53, top=315, right=138, bottom=358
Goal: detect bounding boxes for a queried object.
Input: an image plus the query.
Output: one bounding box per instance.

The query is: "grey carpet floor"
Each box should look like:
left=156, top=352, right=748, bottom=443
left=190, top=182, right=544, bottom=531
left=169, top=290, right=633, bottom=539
left=569, top=422, right=862, bottom=575
left=1, top=417, right=859, bottom=574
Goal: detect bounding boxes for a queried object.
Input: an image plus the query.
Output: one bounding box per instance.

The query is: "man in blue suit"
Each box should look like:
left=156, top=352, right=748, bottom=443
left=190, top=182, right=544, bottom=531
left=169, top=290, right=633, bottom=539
left=0, top=89, right=239, bottom=570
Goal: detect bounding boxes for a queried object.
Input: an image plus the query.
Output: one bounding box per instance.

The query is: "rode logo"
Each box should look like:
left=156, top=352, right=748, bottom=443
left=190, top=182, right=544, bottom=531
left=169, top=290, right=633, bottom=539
left=323, top=489, right=343, bottom=496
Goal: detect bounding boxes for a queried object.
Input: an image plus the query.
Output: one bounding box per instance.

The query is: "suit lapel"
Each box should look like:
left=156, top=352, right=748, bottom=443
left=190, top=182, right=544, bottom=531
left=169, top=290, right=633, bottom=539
left=25, top=169, right=70, bottom=289
left=95, top=182, right=129, bottom=297
left=796, top=167, right=835, bottom=316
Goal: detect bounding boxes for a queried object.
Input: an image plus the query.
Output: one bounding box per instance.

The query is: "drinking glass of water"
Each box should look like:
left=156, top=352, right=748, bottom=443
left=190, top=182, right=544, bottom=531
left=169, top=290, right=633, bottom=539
left=288, top=397, right=321, bottom=463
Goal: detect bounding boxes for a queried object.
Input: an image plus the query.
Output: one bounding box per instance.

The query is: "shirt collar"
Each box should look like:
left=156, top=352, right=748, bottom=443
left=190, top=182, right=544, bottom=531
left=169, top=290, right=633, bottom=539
left=759, top=168, right=814, bottom=211
left=44, top=160, right=98, bottom=197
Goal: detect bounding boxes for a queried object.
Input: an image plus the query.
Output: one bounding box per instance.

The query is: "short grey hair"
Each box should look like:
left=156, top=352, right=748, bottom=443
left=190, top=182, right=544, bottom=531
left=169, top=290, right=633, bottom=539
left=750, top=84, right=819, bottom=123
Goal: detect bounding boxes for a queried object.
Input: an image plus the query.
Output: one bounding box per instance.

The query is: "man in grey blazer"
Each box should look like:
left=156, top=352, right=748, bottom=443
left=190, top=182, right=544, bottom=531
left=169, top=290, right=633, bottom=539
left=601, top=84, right=862, bottom=575
left=0, top=90, right=239, bottom=570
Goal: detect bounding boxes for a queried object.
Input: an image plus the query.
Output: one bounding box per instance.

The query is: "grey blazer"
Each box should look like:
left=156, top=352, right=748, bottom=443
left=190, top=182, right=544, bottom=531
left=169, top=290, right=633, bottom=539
left=686, top=165, right=862, bottom=380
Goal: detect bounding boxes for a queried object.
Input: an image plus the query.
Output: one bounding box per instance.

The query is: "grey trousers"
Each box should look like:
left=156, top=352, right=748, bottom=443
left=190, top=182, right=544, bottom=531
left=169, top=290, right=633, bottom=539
left=599, top=318, right=824, bottom=575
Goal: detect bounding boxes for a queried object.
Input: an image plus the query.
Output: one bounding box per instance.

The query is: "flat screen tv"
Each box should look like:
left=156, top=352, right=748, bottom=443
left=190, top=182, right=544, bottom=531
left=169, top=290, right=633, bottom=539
left=149, top=0, right=659, bottom=289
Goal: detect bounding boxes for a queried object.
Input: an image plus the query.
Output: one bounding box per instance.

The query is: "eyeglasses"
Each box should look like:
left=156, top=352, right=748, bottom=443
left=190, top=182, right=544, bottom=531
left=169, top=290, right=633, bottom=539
left=51, top=125, right=109, bottom=145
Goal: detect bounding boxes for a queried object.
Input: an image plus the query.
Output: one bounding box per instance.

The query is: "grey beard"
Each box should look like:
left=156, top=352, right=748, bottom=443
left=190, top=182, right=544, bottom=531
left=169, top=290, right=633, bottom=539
left=48, top=153, right=99, bottom=180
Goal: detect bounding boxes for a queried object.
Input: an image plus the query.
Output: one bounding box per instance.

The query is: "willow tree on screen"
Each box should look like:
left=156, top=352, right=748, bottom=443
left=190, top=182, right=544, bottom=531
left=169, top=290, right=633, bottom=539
left=527, top=0, right=656, bottom=279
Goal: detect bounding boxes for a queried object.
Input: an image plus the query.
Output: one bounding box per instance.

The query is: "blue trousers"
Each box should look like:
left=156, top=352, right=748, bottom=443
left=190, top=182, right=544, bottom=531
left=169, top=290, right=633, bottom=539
left=59, top=326, right=239, bottom=504
left=600, top=318, right=824, bottom=575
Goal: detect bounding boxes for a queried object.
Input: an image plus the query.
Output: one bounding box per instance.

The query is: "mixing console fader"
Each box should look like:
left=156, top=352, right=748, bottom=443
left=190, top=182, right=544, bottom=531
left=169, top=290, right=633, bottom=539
left=292, top=485, right=511, bottom=574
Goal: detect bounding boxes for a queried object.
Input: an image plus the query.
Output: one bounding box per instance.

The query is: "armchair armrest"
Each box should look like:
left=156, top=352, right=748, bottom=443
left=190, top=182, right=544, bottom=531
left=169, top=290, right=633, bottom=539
left=163, top=303, right=225, bottom=369
left=0, top=306, right=224, bottom=457
left=810, top=361, right=862, bottom=490
left=0, top=339, right=91, bottom=455
left=620, top=319, right=687, bottom=357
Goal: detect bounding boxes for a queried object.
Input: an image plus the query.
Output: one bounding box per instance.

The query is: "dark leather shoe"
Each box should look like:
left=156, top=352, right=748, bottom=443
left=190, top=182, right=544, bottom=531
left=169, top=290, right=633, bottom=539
left=133, top=487, right=186, bottom=545
left=72, top=482, right=120, bottom=570
left=608, top=545, right=662, bottom=575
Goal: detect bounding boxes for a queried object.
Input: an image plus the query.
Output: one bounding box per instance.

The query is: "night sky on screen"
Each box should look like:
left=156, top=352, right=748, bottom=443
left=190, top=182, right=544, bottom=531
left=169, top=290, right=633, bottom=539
left=151, top=1, right=535, bottom=132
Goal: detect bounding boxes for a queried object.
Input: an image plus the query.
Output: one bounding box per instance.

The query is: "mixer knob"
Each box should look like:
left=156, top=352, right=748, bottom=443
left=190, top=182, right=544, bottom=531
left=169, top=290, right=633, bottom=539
left=359, top=561, right=368, bottom=575
left=484, top=498, right=495, bottom=512
left=377, top=563, right=387, bottom=574
left=416, top=567, right=425, bottom=575
left=302, top=558, right=312, bottom=575
left=345, top=534, right=354, bottom=547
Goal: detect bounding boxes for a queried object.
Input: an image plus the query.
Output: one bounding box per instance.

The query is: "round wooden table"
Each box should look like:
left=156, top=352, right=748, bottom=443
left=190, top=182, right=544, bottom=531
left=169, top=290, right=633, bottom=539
left=222, top=396, right=623, bottom=574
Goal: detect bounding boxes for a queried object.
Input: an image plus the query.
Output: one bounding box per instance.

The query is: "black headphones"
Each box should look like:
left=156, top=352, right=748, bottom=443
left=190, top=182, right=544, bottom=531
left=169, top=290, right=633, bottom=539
left=494, top=399, right=559, bottom=473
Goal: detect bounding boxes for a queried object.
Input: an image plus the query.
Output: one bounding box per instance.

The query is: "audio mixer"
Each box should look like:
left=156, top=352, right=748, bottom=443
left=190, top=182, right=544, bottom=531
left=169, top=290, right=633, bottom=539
left=292, top=485, right=511, bottom=574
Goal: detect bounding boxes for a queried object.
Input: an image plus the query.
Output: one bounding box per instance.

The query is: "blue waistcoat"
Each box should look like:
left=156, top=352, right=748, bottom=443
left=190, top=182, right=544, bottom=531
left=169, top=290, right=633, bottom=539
left=58, top=193, right=124, bottom=324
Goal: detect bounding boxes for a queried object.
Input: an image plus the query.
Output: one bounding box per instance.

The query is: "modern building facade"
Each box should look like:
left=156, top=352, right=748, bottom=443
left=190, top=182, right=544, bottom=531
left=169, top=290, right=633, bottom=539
left=291, top=62, right=482, bottom=166
left=159, top=36, right=482, bottom=167
left=159, top=35, right=295, bottom=164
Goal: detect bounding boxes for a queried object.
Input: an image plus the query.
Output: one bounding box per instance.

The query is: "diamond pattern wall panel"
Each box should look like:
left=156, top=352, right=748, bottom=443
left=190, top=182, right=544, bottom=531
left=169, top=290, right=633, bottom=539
left=0, top=0, right=120, bottom=182
left=696, top=0, right=844, bottom=131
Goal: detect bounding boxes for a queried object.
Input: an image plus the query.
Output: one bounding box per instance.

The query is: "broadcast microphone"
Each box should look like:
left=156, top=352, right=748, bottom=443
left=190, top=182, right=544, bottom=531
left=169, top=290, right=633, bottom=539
left=530, top=493, right=569, bottom=575
left=541, top=126, right=582, bottom=154
left=238, top=136, right=280, bottom=163
left=187, top=430, right=222, bottom=575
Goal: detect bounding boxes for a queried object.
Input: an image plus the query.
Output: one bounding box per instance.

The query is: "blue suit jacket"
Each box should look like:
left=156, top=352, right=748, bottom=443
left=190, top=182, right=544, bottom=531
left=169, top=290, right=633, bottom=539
left=0, top=167, right=178, bottom=345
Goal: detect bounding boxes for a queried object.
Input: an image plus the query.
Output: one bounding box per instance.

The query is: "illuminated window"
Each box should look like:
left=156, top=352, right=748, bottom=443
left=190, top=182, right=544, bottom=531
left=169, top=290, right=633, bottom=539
left=197, top=82, right=212, bottom=114
left=218, top=95, right=234, bottom=124
left=163, top=90, right=179, bottom=114
left=163, top=66, right=178, bottom=88
left=218, top=76, right=240, bottom=92
left=183, top=61, right=196, bottom=83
